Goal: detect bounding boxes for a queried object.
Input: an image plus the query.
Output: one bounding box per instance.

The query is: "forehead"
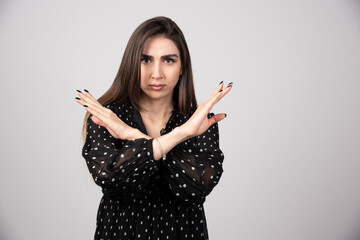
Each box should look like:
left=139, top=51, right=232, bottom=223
left=142, top=36, right=179, bottom=55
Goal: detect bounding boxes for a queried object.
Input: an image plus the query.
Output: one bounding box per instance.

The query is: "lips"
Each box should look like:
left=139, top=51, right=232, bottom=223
left=149, top=84, right=165, bottom=91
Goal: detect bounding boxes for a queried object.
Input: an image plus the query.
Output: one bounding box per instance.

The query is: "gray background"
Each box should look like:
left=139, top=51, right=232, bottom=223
left=1, top=0, right=360, bottom=239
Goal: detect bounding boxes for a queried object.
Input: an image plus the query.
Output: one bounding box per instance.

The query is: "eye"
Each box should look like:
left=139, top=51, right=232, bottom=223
left=141, top=57, right=151, bottom=63
left=164, top=58, right=175, bottom=64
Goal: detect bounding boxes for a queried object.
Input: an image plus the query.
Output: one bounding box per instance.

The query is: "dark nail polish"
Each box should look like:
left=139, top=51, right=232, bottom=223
left=75, top=97, right=81, bottom=100
left=219, top=89, right=223, bottom=92
left=219, top=81, right=223, bottom=85
left=224, top=113, right=227, bottom=118
left=227, top=82, right=233, bottom=87
left=83, top=105, right=88, bottom=107
left=84, top=89, right=89, bottom=93
left=77, top=89, right=82, bottom=93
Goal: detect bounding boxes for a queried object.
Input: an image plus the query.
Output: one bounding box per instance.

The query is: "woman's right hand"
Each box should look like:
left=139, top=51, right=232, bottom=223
left=75, top=90, right=145, bottom=140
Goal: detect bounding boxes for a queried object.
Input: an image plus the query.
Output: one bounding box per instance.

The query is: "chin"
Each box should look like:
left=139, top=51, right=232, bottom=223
left=143, top=91, right=172, bottom=101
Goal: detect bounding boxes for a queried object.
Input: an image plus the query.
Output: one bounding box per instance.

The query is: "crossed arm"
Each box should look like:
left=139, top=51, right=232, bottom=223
left=76, top=82, right=232, bottom=161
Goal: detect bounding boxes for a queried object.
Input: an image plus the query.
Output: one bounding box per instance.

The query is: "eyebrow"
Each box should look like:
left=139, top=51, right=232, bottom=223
left=141, top=54, right=179, bottom=59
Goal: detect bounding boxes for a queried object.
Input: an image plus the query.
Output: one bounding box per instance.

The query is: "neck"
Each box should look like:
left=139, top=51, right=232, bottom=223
left=139, top=96, right=174, bottom=122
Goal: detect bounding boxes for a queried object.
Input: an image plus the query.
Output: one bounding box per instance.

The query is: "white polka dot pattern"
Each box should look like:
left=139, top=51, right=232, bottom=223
left=82, top=102, right=224, bottom=240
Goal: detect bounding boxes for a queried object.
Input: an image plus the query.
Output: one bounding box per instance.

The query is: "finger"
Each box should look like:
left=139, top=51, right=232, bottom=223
left=76, top=91, right=94, bottom=107
left=77, top=89, right=103, bottom=109
left=208, top=81, right=233, bottom=105
left=76, top=96, right=106, bottom=116
left=90, top=115, right=103, bottom=126
left=75, top=95, right=97, bottom=108
left=75, top=96, right=87, bottom=106
left=214, top=82, right=233, bottom=104
left=206, top=84, right=229, bottom=109
left=209, top=82, right=224, bottom=99
left=76, top=90, right=112, bottom=118
left=208, top=113, right=227, bottom=126
left=202, top=83, right=232, bottom=114
left=83, top=104, right=112, bottom=127
left=83, top=89, right=103, bottom=107
left=198, top=90, right=222, bottom=115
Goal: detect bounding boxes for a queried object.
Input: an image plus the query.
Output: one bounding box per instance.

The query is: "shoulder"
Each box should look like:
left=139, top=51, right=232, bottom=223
left=106, top=101, right=134, bottom=116
left=104, top=101, right=139, bottom=127
left=171, top=107, right=216, bottom=130
left=173, top=107, right=215, bottom=122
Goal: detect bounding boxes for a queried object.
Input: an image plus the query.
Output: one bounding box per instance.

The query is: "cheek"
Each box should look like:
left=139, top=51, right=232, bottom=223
left=167, top=73, right=179, bottom=87
left=169, top=66, right=181, bottom=84
left=139, top=78, right=146, bottom=93
left=140, top=68, right=147, bottom=86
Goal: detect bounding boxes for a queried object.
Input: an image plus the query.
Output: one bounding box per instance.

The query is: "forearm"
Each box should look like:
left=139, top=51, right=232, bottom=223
left=152, top=127, right=189, bottom=160
left=126, top=126, right=189, bottom=161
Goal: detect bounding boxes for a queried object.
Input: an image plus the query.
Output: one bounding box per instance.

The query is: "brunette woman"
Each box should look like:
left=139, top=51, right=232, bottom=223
left=76, top=16, right=232, bottom=240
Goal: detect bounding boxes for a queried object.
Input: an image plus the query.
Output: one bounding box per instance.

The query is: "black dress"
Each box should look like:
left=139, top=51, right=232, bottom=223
left=82, top=102, right=224, bottom=240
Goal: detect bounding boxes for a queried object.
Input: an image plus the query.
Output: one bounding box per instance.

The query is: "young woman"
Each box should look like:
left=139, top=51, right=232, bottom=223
left=76, top=16, right=232, bottom=240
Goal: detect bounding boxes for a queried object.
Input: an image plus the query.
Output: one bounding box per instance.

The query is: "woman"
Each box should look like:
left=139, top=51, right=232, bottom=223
left=76, top=16, right=232, bottom=240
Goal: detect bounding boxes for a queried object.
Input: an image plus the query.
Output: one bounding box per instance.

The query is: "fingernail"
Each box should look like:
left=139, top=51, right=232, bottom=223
left=227, top=82, right=233, bottom=87
left=77, top=89, right=82, bottom=93
left=84, top=89, right=89, bottom=93
left=75, top=97, right=81, bottom=100
left=219, top=89, right=223, bottom=92
left=219, top=81, right=223, bottom=85
left=83, top=105, right=88, bottom=107
left=224, top=113, right=227, bottom=118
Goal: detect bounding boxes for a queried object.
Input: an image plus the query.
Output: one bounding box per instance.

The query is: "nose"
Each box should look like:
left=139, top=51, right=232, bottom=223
left=151, top=61, right=163, bottom=80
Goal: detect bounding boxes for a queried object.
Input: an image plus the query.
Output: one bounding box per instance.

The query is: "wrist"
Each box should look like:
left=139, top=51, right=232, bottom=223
left=126, top=128, right=151, bottom=140
left=152, top=127, right=189, bottom=161
left=173, top=126, right=191, bottom=142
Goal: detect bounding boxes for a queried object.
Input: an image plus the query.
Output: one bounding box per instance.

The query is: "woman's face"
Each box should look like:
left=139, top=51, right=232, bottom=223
left=140, top=36, right=182, bottom=103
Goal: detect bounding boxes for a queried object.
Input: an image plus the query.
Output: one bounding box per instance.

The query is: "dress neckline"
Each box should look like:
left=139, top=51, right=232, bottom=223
left=132, top=108, right=177, bottom=136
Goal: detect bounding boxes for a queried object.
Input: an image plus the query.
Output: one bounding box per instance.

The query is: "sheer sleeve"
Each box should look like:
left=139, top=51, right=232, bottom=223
left=162, top=113, right=224, bottom=203
left=82, top=106, right=158, bottom=202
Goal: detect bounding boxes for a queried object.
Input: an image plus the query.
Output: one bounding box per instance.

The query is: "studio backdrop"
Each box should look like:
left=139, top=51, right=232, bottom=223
left=0, top=0, right=360, bottom=239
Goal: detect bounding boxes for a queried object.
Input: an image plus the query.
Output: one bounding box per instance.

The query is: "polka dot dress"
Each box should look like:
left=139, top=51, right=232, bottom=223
left=82, top=102, right=224, bottom=240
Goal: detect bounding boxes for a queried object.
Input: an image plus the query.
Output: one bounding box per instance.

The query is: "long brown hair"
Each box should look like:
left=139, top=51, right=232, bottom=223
left=82, top=16, right=197, bottom=141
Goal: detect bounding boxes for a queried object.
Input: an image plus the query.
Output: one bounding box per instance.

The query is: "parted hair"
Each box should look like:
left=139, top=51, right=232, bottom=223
left=82, top=16, right=197, bottom=142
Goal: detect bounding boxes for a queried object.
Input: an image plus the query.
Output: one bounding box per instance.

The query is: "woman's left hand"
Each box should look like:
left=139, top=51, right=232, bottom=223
left=180, top=82, right=232, bottom=139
